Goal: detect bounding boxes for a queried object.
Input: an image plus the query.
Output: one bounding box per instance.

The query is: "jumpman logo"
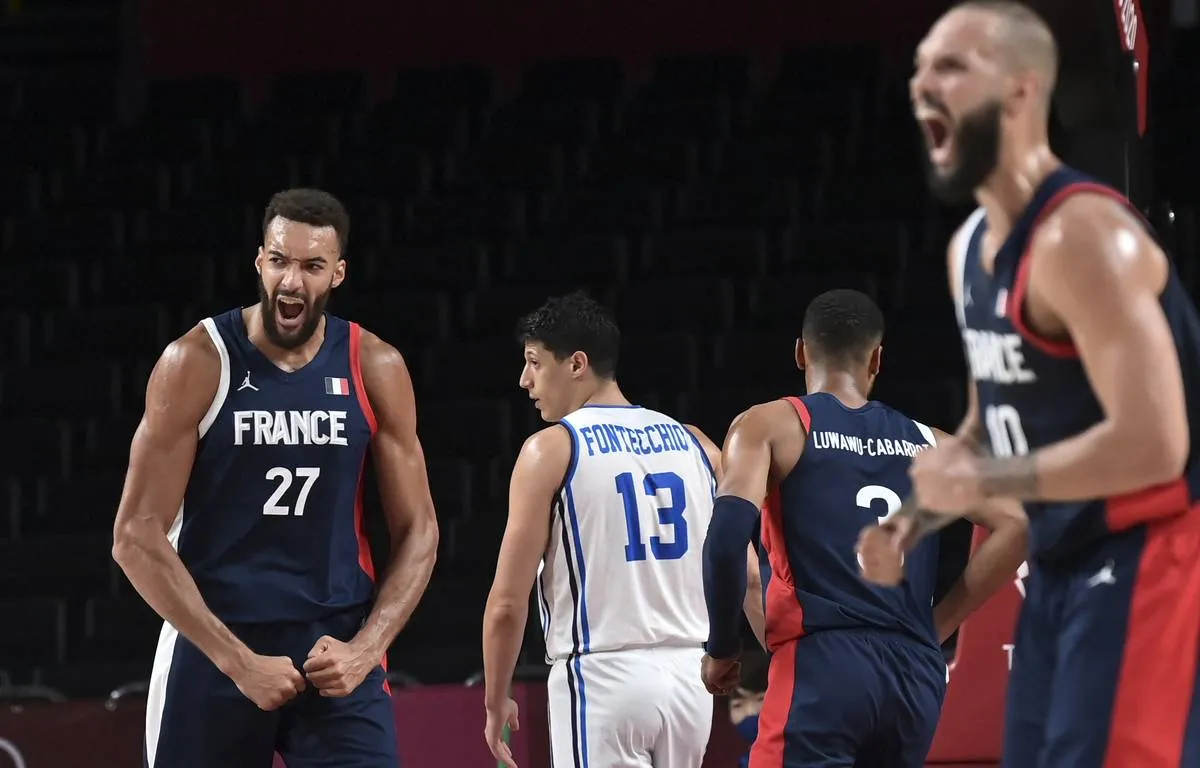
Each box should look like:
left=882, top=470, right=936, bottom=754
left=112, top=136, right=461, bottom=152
left=1086, top=559, right=1117, bottom=588
left=237, top=372, right=259, bottom=392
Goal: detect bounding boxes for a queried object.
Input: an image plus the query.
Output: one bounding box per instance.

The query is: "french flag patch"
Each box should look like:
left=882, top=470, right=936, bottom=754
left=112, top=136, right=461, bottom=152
left=325, top=377, right=350, bottom=396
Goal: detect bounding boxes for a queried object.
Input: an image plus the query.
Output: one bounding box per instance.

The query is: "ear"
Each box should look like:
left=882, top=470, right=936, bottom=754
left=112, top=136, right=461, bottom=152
left=569, top=351, right=589, bottom=378
left=255, top=247, right=264, bottom=275
left=332, top=258, right=346, bottom=289
left=794, top=339, right=807, bottom=371
left=868, top=345, right=883, bottom=376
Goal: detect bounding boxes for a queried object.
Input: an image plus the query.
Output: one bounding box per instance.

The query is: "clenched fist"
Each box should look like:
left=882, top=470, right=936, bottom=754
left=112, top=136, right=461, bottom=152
left=229, top=653, right=306, bottom=711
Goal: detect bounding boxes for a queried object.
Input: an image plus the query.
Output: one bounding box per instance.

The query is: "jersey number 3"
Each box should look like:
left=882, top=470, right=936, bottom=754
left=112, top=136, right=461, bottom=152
left=263, top=467, right=322, bottom=516
left=615, top=471, right=688, bottom=562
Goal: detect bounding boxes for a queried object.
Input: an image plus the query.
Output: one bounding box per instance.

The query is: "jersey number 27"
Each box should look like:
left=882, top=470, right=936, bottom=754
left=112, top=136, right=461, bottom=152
left=263, top=466, right=321, bottom=516
left=615, top=471, right=688, bottom=562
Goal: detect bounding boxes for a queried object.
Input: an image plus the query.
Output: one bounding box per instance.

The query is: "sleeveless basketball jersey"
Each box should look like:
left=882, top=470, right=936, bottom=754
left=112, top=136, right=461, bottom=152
left=174, top=308, right=377, bottom=623
left=538, top=405, right=717, bottom=661
left=955, top=166, right=1200, bottom=561
left=762, top=394, right=941, bottom=652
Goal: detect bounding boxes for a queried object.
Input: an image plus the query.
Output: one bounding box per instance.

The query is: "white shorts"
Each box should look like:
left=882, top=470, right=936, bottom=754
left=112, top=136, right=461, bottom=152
left=547, top=647, right=713, bottom=768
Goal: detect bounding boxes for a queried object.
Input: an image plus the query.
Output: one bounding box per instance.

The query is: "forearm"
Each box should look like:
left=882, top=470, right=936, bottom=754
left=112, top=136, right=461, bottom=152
left=704, top=496, right=759, bottom=658
left=932, top=520, right=1027, bottom=642
left=353, top=520, right=438, bottom=657
left=743, top=587, right=766, bottom=650
left=978, top=422, right=1178, bottom=502
left=113, top=531, right=249, bottom=674
left=482, top=602, right=528, bottom=709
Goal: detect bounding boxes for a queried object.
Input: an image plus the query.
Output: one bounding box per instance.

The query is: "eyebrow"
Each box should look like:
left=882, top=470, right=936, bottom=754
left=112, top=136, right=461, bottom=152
left=267, top=250, right=325, bottom=265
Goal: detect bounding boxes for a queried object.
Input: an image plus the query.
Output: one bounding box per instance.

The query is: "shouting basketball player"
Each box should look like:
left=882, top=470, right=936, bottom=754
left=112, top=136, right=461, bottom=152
left=481, top=292, right=762, bottom=768
left=702, top=289, right=1027, bottom=768
left=112, top=188, right=439, bottom=767
left=882, top=2, right=1200, bottom=765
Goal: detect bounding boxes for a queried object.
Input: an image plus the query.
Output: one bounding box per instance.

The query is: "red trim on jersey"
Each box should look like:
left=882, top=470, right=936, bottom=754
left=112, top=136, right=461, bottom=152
left=1105, top=477, right=1191, bottom=531
left=783, top=396, right=812, bottom=434
left=1103, top=504, right=1200, bottom=767
left=353, top=458, right=376, bottom=582
left=748, top=637, right=796, bottom=768
left=349, top=322, right=378, bottom=436
left=1006, top=182, right=1132, bottom=359
left=759, top=397, right=812, bottom=650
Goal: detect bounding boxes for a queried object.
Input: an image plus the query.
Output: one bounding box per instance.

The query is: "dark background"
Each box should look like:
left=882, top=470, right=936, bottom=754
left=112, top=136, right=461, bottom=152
left=0, top=0, right=1194, bottom=700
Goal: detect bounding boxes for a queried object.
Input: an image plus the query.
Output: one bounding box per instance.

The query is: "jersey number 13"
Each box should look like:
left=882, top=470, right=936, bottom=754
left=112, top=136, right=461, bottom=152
left=615, top=471, right=688, bottom=562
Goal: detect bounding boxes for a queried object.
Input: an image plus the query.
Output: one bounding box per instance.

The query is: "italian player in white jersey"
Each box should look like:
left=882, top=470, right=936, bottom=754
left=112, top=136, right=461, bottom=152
left=482, top=292, right=763, bottom=768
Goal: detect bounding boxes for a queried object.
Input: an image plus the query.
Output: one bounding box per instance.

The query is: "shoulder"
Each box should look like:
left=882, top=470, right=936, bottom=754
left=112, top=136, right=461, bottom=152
left=158, top=323, right=222, bottom=381
left=521, top=424, right=573, bottom=456
left=1030, top=192, right=1166, bottom=291
left=356, top=327, right=409, bottom=373
left=731, top=399, right=802, bottom=437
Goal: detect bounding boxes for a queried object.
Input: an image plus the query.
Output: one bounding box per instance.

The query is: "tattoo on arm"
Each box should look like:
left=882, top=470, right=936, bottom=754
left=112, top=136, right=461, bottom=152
left=976, top=454, right=1040, bottom=500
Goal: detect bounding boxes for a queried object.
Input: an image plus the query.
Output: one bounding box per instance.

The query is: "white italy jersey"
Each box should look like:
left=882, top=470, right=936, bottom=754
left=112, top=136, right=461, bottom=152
left=537, top=404, right=716, bottom=662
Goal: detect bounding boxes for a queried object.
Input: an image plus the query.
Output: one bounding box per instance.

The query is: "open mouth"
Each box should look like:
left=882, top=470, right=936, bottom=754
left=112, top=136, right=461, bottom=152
left=919, top=114, right=953, bottom=165
left=276, top=295, right=306, bottom=328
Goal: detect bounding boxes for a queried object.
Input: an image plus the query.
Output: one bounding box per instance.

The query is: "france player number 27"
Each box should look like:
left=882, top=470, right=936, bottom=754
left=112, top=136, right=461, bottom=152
left=263, top=467, right=322, bottom=516
left=615, top=471, right=688, bottom=562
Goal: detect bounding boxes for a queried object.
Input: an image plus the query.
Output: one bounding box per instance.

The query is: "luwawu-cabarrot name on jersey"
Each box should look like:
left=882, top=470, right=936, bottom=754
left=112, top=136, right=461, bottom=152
left=808, top=430, right=929, bottom=458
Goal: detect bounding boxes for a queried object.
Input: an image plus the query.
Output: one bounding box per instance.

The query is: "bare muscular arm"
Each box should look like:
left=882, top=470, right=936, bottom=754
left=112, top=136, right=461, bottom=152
left=350, top=332, right=440, bottom=658
left=483, top=427, right=568, bottom=710
left=975, top=195, right=1189, bottom=501
left=112, top=327, right=256, bottom=675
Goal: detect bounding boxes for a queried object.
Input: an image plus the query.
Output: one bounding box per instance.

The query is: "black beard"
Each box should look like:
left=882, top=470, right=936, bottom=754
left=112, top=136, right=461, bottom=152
left=256, top=273, right=329, bottom=350
left=924, top=100, right=1003, bottom=206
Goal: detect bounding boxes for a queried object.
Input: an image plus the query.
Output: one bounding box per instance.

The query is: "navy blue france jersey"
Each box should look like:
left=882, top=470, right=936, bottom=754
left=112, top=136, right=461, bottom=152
left=760, top=394, right=941, bottom=652
left=956, top=166, right=1200, bottom=562
left=177, top=308, right=377, bottom=623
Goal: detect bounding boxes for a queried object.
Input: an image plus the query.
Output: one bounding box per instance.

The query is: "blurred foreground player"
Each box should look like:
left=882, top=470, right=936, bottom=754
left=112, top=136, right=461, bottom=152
left=112, top=189, right=439, bottom=767
left=703, top=290, right=1027, bottom=767
left=898, top=2, right=1200, bottom=765
left=482, top=292, right=760, bottom=768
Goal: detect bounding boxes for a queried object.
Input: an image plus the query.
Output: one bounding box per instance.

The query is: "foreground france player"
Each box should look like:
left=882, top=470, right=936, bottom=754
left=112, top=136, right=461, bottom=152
left=703, top=289, right=1026, bottom=767
left=482, top=292, right=761, bottom=768
left=892, top=3, right=1200, bottom=765
left=112, top=189, right=439, bottom=767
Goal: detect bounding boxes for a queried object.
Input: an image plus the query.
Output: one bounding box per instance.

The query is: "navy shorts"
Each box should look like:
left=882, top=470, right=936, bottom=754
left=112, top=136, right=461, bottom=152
left=749, top=629, right=946, bottom=768
left=1003, top=510, right=1200, bottom=768
left=144, top=605, right=398, bottom=768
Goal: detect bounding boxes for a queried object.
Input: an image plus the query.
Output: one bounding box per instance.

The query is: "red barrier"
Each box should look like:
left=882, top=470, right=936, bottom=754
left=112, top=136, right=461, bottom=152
left=0, top=684, right=747, bottom=767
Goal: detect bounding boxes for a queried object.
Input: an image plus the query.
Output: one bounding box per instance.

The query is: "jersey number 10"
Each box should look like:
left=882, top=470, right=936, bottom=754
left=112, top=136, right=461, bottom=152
left=615, top=471, right=688, bottom=562
left=263, top=467, right=322, bottom=516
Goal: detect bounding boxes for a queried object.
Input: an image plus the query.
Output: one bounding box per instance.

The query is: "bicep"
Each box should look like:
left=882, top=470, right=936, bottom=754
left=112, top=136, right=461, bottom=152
left=716, top=412, right=773, bottom=506
left=491, top=432, right=567, bottom=602
left=115, top=342, right=214, bottom=534
left=362, top=342, right=436, bottom=533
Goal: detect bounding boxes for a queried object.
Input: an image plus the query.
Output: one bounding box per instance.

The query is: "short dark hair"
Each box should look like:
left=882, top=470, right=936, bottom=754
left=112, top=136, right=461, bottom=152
left=263, top=188, right=350, bottom=255
left=801, top=289, right=885, bottom=365
left=516, top=291, right=620, bottom=379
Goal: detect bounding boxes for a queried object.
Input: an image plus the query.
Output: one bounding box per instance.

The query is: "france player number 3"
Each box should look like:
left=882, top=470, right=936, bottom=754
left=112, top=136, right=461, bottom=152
left=263, top=467, right=322, bottom=516
left=857, top=484, right=903, bottom=525
left=615, top=471, right=688, bottom=562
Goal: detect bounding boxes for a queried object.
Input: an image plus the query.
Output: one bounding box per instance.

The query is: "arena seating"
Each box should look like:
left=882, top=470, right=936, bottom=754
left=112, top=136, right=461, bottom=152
left=1, top=4, right=1197, bottom=700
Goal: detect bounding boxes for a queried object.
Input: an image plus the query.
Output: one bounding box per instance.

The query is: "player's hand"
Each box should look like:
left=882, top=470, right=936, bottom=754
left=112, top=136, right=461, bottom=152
left=230, top=653, right=306, bottom=711
left=909, top=437, right=984, bottom=514
left=484, top=697, right=520, bottom=768
left=701, top=654, right=741, bottom=696
left=302, top=635, right=376, bottom=697
left=857, top=521, right=908, bottom=587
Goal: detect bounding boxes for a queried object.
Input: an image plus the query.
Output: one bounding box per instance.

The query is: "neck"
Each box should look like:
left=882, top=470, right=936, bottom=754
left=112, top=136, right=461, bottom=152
left=805, top=368, right=870, bottom=408
left=578, top=379, right=631, bottom=411
left=243, top=305, right=327, bottom=371
left=975, top=141, right=1060, bottom=242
